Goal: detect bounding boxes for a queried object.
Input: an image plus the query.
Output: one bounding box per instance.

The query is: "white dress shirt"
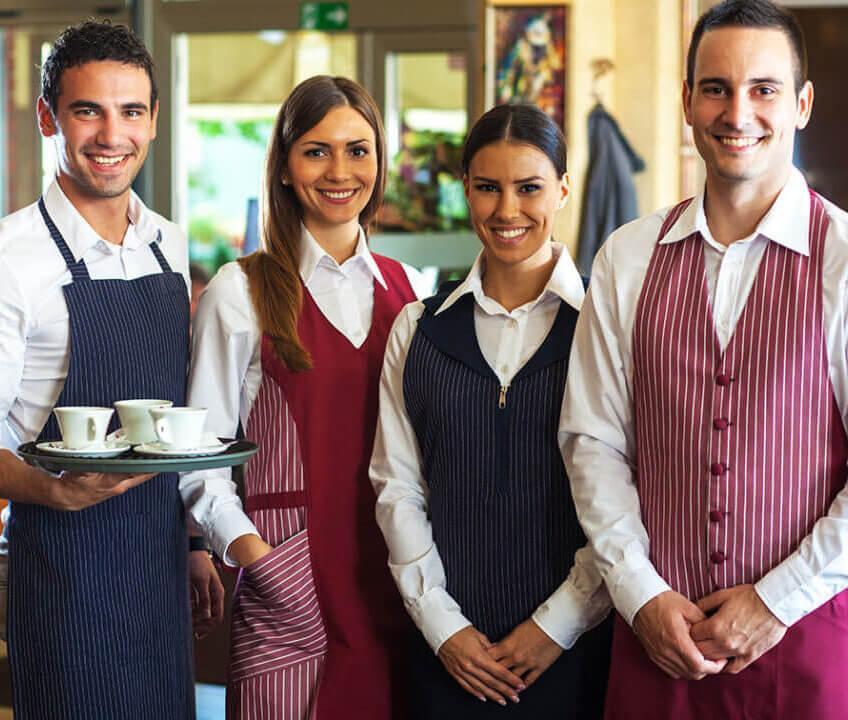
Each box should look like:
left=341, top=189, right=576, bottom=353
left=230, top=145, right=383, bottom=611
left=370, top=242, right=612, bottom=654
left=560, top=168, right=848, bottom=628
left=0, top=179, right=190, bottom=454
left=180, top=224, right=430, bottom=565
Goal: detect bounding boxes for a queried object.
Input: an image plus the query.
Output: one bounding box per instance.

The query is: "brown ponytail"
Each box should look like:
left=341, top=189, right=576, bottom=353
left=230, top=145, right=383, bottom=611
left=239, top=75, right=387, bottom=371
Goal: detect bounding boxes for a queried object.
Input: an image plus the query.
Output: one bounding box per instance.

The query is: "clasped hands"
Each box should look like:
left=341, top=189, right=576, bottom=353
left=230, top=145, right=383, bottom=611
left=632, top=585, right=787, bottom=681
left=437, top=618, right=563, bottom=705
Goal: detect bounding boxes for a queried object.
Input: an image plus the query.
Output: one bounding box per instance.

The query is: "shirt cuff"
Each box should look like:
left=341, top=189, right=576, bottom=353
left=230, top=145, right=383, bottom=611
left=203, top=507, right=261, bottom=567
left=531, top=579, right=612, bottom=650
left=404, top=586, right=472, bottom=654
left=754, top=552, right=823, bottom=627
left=605, top=557, right=671, bottom=626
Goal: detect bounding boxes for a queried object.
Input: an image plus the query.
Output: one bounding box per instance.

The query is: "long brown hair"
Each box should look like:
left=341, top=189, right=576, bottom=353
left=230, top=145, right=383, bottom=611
left=239, top=75, right=387, bottom=371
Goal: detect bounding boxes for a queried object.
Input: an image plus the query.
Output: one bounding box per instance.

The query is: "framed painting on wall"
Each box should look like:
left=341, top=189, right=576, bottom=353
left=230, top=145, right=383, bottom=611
left=484, top=0, right=568, bottom=128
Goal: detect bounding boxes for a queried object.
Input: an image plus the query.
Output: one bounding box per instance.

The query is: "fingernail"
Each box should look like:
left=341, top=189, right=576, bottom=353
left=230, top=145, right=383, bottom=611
left=517, top=684, right=526, bottom=691
left=511, top=695, right=520, bottom=703
left=478, top=696, right=486, bottom=703
left=499, top=699, right=507, bottom=707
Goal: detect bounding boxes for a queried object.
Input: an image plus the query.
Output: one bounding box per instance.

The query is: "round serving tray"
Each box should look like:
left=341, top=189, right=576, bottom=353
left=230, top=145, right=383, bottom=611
left=17, top=439, right=258, bottom=474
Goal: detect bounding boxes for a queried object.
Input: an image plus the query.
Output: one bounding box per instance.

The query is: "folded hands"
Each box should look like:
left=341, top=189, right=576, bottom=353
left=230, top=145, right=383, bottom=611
left=437, top=618, right=563, bottom=705
left=633, top=585, right=787, bottom=680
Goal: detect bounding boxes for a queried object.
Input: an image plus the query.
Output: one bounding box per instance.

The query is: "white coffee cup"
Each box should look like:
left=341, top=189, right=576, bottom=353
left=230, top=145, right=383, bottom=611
left=114, top=399, right=174, bottom=444
left=53, top=406, right=114, bottom=450
left=149, top=407, right=207, bottom=451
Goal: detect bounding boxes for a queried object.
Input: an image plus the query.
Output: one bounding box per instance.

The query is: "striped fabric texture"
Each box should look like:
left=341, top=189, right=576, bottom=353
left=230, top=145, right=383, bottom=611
left=228, top=373, right=328, bottom=718
left=7, top=199, right=194, bottom=719
left=227, top=657, right=324, bottom=720
left=404, top=294, right=586, bottom=642
left=632, top=191, right=848, bottom=600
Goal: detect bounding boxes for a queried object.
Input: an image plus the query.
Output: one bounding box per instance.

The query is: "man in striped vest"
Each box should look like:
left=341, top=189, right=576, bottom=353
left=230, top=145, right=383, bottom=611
left=561, top=1, right=848, bottom=717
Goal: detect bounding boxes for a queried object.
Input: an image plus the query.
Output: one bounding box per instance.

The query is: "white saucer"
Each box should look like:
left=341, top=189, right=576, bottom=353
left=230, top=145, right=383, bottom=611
left=36, top=440, right=133, bottom=458
left=133, top=439, right=232, bottom=457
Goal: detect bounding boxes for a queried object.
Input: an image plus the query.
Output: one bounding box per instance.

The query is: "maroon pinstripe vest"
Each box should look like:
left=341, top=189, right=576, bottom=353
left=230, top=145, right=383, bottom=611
left=631, top=190, right=848, bottom=600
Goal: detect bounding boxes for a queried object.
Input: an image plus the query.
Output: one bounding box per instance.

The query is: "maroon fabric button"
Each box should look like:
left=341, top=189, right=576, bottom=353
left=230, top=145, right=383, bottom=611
left=716, top=373, right=730, bottom=386
left=709, top=510, right=724, bottom=523
left=710, top=462, right=727, bottom=476
left=713, top=418, right=729, bottom=430
left=710, top=551, right=726, bottom=564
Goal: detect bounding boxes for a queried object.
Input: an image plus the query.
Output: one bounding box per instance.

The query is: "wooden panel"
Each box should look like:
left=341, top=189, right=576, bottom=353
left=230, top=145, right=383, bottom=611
left=794, top=8, right=848, bottom=209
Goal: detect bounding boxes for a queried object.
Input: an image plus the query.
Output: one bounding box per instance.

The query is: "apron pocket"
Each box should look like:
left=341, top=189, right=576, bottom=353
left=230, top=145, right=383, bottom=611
left=229, top=529, right=328, bottom=682
left=243, top=529, right=313, bottom=605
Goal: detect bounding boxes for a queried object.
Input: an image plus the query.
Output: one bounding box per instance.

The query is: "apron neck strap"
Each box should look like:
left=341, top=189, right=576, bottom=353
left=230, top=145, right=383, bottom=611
left=148, top=233, right=174, bottom=273
left=38, top=197, right=91, bottom=282
left=38, top=198, right=174, bottom=279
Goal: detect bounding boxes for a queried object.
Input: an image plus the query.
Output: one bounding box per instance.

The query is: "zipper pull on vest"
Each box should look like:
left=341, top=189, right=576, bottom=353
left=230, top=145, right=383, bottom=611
left=498, top=385, right=510, bottom=409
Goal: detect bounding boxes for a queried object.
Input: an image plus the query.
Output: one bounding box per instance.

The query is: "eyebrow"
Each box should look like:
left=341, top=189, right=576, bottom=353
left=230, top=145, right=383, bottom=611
left=472, top=175, right=545, bottom=183
left=67, top=100, right=150, bottom=111
left=302, top=138, right=371, bottom=147
left=698, top=76, right=784, bottom=87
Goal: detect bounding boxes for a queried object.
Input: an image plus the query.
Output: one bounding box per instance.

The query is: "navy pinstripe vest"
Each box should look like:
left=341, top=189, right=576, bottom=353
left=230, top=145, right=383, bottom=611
left=403, top=291, right=586, bottom=641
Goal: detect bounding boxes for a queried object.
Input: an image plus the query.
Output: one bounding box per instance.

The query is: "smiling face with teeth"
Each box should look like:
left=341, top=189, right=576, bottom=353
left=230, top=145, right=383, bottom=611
left=285, top=105, right=378, bottom=243
left=464, top=139, right=568, bottom=272
left=37, top=60, right=158, bottom=207
left=684, top=26, right=813, bottom=194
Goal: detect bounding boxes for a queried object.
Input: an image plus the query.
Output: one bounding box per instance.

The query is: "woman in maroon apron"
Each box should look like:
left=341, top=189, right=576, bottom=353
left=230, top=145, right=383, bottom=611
left=183, top=75, right=417, bottom=719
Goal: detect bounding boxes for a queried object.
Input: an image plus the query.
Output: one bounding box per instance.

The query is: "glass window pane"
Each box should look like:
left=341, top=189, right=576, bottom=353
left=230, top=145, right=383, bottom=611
left=381, top=51, right=469, bottom=233
left=174, top=30, right=357, bottom=275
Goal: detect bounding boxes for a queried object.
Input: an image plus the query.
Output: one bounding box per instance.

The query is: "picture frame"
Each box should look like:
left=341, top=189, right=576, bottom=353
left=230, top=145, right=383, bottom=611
left=484, top=0, right=569, bottom=128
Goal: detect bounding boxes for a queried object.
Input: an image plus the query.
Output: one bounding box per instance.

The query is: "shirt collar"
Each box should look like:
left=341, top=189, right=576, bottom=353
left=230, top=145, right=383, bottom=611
left=298, top=223, right=387, bottom=289
left=436, top=241, right=585, bottom=316
left=125, top=191, right=163, bottom=250
left=42, top=178, right=162, bottom=261
left=660, top=167, right=811, bottom=256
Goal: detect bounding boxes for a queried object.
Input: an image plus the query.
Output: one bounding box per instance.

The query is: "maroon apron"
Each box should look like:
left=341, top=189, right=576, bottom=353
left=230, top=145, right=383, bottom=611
left=227, top=255, right=415, bottom=719
left=606, top=602, right=848, bottom=720
left=608, top=191, right=848, bottom=719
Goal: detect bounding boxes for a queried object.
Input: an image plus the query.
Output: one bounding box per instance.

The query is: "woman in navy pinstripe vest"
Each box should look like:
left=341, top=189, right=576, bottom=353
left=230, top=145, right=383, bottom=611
left=370, top=105, right=613, bottom=718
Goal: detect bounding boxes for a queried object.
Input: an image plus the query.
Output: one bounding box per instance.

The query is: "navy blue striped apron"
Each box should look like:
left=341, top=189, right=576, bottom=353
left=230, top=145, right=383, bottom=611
left=5, top=199, right=195, bottom=719
left=403, top=291, right=612, bottom=719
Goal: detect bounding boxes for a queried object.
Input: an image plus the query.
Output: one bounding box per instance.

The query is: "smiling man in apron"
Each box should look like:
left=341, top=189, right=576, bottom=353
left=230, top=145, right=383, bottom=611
left=561, top=1, right=848, bottom=718
left=0, top=21, right=209, bottom=718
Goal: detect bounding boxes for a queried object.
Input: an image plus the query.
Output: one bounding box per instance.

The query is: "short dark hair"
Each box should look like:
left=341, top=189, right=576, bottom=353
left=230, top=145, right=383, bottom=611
left=687, top=0, right=807, bottom=93
left=41, top=20, right=157, bottom=113
left=462, top=104, right=567, bottom=177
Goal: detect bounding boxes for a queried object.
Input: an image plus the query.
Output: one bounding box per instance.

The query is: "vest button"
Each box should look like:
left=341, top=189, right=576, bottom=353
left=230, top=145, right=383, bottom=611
left=709, top=510, right=724, bottom=523
left=713, top=418, right=729, bottom=430
left=716, top=373, right=731, bottom=386
left=710, top=551, right=726, bottom=564
left=710, top=462, right=727, bottom=476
